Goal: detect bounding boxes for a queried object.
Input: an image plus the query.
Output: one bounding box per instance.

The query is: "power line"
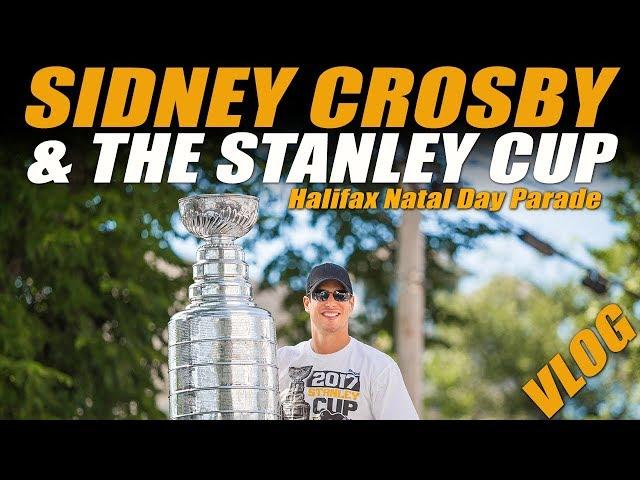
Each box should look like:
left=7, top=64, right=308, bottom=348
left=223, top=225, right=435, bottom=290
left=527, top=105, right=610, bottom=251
left=489, top=208, right=640, bottom=300
left=452, top=177, right=640, bottom=301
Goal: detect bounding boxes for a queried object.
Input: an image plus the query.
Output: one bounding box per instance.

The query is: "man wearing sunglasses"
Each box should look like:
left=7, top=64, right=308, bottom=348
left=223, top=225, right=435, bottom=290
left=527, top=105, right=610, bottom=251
left=278, top=263, right=419, bottom=420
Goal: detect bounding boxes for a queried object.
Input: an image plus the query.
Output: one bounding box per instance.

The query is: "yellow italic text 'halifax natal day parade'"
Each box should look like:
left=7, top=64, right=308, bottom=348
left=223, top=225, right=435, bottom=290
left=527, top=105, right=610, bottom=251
left=288, top=188, right=603, bottom=212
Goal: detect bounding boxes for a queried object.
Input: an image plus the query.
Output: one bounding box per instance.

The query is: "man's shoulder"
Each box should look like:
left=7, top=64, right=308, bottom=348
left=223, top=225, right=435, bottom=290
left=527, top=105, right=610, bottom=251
left=276, top=340, right=308, bottom=362
left=351, top=337, right=399, bottom=372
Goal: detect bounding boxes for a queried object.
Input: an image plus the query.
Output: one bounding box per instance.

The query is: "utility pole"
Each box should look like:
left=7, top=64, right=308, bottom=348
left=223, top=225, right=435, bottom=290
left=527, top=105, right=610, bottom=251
left=396, top=208, right=424, bottom=417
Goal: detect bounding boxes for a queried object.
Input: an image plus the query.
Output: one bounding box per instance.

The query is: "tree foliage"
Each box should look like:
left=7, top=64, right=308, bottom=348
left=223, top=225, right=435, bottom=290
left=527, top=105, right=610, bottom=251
left=0, top=136, right=188, bottom=418
left=582, top=140, right=640, bottom=418
left=426, top=277, right=570, bottom=418
left=423, top=276, right=637, bottom=418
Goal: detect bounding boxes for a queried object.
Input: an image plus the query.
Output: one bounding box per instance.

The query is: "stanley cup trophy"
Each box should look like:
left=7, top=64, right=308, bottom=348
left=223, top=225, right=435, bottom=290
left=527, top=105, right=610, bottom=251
left=168, top=194, right=280, bottom=419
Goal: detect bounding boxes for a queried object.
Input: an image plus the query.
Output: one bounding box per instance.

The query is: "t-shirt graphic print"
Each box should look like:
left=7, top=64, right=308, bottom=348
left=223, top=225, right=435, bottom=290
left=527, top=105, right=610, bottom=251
left=277, top=338, right=419, bottom=420
left=281, top=365, right=360, bottom=420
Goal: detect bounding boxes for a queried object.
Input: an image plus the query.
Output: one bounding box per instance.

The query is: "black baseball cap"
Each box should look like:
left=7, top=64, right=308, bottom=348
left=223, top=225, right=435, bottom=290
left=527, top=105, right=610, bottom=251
left=306, top=263, right=353, bottom=295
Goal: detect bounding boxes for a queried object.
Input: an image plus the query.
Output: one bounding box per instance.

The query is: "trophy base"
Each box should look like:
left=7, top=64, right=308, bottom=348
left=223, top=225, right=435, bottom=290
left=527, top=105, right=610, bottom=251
left=175, top=412, right=281, bottom=420
left=168, top=305, right=279, bottom=419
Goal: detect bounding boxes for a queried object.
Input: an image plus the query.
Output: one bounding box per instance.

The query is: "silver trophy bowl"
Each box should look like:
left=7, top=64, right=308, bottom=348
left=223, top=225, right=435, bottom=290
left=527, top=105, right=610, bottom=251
left=178, top=194, right=259, bottom=240
left=168, top=194, right=280, bottom=420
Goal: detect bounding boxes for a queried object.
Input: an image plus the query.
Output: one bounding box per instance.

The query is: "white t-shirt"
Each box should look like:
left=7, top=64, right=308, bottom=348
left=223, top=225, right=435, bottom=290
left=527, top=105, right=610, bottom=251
left=277, top=337, right=419, bottom=420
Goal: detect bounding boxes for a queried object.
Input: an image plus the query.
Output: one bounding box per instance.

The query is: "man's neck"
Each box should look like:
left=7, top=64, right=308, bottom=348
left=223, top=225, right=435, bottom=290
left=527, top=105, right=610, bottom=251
left=310, top=331, right=351, bottom=354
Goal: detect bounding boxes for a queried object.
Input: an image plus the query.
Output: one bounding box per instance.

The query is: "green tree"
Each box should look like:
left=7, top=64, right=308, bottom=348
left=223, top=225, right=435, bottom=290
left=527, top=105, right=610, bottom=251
left=425, top=276, right=577, bottom=418
left=0, top=136, right=189, bottom=418
left=577, top=140, right=640, bottom=419
left=426, top=274, right=640, bottom=419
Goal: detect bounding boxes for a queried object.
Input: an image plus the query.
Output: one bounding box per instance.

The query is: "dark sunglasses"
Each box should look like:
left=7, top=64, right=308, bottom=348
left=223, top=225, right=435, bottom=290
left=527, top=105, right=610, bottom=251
left=310, top=290, right=352, bottom=302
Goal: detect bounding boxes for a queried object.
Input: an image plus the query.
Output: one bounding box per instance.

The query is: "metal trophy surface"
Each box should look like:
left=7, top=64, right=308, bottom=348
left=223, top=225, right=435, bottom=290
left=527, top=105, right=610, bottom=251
left=168, top=194, right=280, bottom=419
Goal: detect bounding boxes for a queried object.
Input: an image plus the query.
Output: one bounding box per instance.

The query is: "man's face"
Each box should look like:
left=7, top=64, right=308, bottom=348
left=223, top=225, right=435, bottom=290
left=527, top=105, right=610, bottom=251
left=303, top=280, right=355, bottom=335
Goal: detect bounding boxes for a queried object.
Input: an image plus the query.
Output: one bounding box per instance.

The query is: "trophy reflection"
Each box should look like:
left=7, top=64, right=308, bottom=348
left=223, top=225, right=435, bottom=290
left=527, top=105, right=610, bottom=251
left=281, top=366, right=312, bottom=420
